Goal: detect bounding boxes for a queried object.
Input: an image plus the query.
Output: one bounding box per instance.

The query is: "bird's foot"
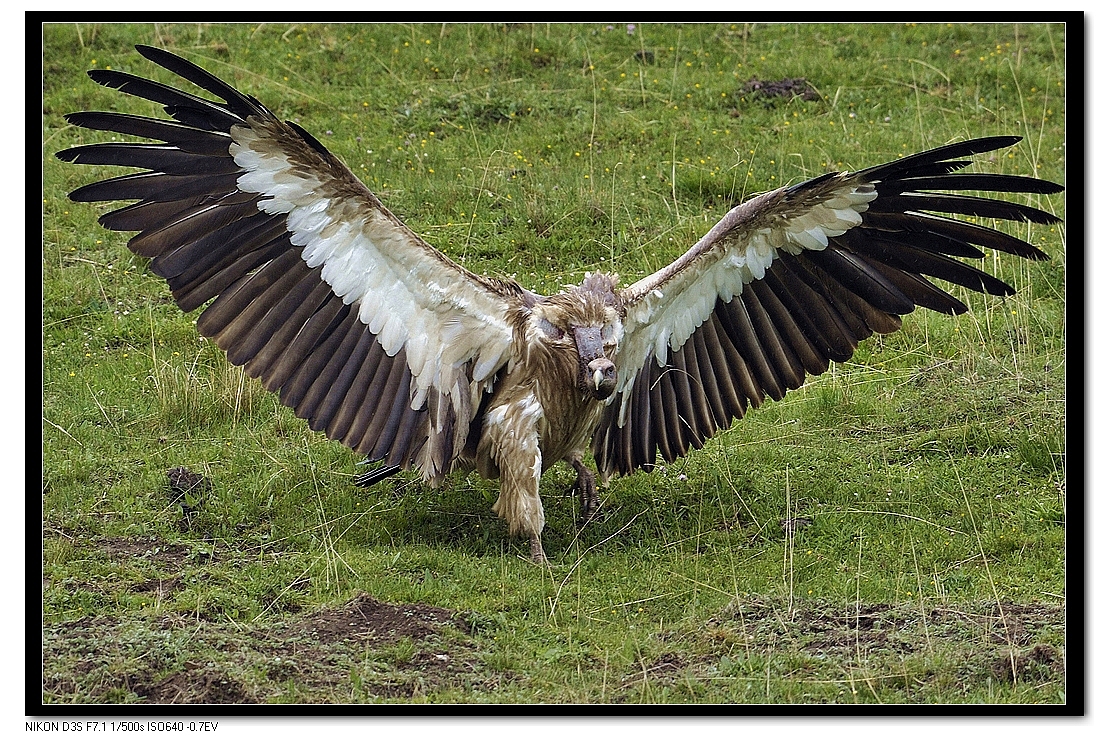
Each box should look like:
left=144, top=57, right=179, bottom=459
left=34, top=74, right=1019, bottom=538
left=528, top=532, right=549, bottom=565
left=569, top=459, right=598, bottom=525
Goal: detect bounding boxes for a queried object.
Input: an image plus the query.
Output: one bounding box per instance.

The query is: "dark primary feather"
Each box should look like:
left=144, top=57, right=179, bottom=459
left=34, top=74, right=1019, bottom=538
left=886, top=173, right=1064, bottom=195
left=133, top=44, right=270, bottom=120
left=66, top=170, right=244, bottom=204
left=856, top=135, right=1020, bottom=178
left=62, top=111, right=234, bottom=156
left=867, top=192, right=1060, bottom=224
left=56, top=142, right=242, bottom=175
left=87, top=68, right=244, bottom=131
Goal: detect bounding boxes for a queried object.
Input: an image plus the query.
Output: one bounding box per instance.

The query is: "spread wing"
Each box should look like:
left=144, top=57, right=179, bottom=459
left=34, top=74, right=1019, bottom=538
left=594, top=136, right=1063, bottom=478
left=57, top=45, right=527, bottom=480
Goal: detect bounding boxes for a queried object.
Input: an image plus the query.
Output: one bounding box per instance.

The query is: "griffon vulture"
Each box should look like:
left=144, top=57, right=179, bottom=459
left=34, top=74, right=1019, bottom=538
left=57, top=46, right=1063, bottom=562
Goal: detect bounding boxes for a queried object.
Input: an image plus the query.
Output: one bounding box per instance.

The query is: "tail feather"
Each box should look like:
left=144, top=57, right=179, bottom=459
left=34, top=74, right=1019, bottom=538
left=353, top=462, right=403, bottom=488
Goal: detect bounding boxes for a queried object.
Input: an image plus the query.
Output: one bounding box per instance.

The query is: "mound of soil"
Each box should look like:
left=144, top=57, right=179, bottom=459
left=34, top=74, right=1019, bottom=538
left=277, top=593, right=462, bottom=645
left=740, top=77, right=820, bottom=102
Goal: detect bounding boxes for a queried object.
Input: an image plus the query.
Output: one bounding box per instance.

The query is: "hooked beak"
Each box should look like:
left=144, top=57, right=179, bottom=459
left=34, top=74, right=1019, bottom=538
left=573, top=326, right=617, bottom=400
left=587, top=357, right=618, bottom=400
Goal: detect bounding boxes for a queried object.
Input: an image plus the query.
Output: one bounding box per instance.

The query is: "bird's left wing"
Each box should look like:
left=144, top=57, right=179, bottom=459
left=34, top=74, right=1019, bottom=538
left=56, top=45, right=525, bottom=479
left=594, top=136, right=1062, bottom=478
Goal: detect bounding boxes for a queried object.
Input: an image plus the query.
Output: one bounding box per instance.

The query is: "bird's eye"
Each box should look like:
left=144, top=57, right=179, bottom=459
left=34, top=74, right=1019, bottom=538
left=537, top=318, right=564, bottom=339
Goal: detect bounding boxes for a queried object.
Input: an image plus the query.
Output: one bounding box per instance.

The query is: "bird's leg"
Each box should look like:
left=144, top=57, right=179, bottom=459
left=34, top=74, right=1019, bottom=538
left=482, top=391, right=549, bottom=564
left=528, top=532, right=548, bottom=565
left=568, top=456, right=598, bottom=525
left=490, top=463, right=549, bottom=564
left=491, top=474, right=549, bottom=564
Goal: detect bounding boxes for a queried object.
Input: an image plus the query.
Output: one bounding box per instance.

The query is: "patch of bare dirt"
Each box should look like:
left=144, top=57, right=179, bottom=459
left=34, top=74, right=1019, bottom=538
left=42, top=592, right=502, bottom=704
left=928, top=602, right=1062, bottom=647
left=711, top=598, right=1065, bottom=658
left=132, top=665, right=256, bottom=704
left=733, top=77, right=820, bottom=108
left=624, top=652, right=687, bottom=684
left=633, top=596, right=1066, bottom=696
left=991, top=644, right=1064, bottom=683
left=129, top=577, right=183, bottom=597
left=42, top=534, right=204, bottom=601
left=100, top=536, right=198, bottom=566
left=710, top=598, right=920, bottom=657
left=278, top=593, right=462, bottom=645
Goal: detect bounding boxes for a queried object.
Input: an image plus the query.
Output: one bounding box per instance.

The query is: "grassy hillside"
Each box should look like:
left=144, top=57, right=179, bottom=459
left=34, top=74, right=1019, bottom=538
left=41, top=22, right=1066, bottom=704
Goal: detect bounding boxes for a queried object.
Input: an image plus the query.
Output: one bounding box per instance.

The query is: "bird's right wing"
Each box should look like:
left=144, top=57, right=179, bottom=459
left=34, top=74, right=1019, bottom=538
left=594, top=136, right=1063, bottom=478
left=57, top=45, right=528, bottom=480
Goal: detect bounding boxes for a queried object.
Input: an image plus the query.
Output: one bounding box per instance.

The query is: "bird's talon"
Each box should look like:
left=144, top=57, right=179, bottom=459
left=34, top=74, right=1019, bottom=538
left=529, top=534, right=549, bottom=565
left=569, top=459, right=599, bottom=526
left=579, top=483, right=596, bottom=524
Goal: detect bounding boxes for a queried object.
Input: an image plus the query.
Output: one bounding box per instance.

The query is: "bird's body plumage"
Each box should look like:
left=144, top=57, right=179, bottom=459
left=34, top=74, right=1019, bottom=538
left=58, top=45, right=1063, bottom=562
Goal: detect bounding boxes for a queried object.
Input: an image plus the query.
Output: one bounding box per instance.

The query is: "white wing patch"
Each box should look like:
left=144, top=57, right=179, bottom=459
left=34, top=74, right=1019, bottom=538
left=613, top=180, right=877, bottom=424
left=230, top=123, right=515, bottom=413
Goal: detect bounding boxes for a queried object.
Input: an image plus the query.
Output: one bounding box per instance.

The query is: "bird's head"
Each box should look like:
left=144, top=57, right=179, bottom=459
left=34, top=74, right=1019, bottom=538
left=527, top=273, right=623, bottom=401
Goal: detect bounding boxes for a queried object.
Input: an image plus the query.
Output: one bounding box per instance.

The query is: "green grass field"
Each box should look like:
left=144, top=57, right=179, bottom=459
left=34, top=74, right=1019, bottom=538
left=41, top=22, right=1066, bottom=704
